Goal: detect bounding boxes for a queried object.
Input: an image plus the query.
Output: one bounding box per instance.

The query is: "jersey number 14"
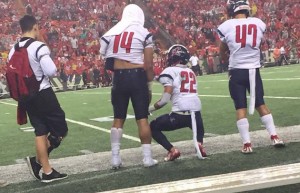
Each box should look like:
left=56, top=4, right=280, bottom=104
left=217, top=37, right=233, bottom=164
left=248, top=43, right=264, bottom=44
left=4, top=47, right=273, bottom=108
left=113, top=32, right=134, bottom=53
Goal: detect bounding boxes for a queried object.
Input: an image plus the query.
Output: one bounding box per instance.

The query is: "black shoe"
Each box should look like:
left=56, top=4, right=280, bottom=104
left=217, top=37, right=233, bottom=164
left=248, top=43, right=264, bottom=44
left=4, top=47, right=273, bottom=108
left=25, top=156, right=42, bottom=180
left=41, top=169, right=68, bottom=183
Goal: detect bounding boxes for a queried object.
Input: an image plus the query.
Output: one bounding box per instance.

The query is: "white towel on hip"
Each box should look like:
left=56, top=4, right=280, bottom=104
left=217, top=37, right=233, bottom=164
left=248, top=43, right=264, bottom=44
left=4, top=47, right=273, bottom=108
left=248, top=69, right=256, bottom=115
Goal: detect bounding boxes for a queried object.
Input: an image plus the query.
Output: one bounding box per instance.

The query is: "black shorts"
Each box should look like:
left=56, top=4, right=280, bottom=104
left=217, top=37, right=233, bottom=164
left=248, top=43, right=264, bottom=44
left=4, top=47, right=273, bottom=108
left=229, top=68, right=265, bottom=110
left=24, top=87, right=68, bottom=137
left=111, top=68, right=149, bottom=120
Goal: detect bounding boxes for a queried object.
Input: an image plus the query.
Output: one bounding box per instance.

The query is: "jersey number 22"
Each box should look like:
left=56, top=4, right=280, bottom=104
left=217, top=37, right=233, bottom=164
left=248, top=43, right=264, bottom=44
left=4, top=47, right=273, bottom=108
left=180, top=71, right=196, bottom=93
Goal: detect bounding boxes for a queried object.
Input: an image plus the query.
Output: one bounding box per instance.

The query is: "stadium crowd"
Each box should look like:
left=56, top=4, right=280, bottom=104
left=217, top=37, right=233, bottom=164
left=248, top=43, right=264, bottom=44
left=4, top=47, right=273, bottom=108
left=0, top=0, right=299, bottom=88
left=0, top=0, right=125, bottom=87
left=147, top=0, right=299, bottom=71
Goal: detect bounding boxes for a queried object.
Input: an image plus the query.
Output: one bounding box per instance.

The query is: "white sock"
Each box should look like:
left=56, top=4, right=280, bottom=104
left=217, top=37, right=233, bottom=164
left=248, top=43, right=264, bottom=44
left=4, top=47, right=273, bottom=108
left=110, top=128, right=123, bottom=155
left=142, top=144, right=152, bottom=160
left=237, top=118, right=251, bottom=144
left=261, top=114, right=277, bottom=136
left=45, top=169, right=53, bottom=175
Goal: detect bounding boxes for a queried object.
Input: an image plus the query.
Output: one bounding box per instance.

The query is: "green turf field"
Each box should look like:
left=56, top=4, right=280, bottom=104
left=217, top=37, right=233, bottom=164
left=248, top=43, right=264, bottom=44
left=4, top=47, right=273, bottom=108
left=0, top=65, right=299, bottom=165
left=0, top=64, right=300, bottom=192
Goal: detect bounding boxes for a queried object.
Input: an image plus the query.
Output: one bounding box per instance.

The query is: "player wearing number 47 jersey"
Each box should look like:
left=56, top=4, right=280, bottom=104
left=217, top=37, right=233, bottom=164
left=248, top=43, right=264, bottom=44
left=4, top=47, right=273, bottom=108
left=100, top=4, right=157, bottom=169
left=149, top=45, right=207, bottom=162
left=217, top=0, right=284, bottom=154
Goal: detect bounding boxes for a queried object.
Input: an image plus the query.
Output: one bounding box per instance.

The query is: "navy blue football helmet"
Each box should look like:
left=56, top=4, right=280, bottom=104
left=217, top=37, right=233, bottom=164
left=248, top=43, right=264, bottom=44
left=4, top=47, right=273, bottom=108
left=167, top=44, right=190, bottom=66
left=227, top=0, right=250, bottom=17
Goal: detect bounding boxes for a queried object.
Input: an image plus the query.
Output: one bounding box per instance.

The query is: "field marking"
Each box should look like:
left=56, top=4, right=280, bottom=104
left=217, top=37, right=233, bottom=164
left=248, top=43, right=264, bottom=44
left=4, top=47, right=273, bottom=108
left=0, top=101, right=17, bottom=106
left=48, top=91, right=300, bottom=100
left=91, top=114, right=135, bottom=122
left=62, top=92, right=300, bottom=100
left=100, top=163, right=300, bottom=193
left=199, top=77, right=300, bottom=83
left=0, top=101, right=140, bottom=142
left=66, top=118, right=140, bottom=142
left=152, top=93, right=300, bottom=100
left=260, top=70, right=297, bottom=74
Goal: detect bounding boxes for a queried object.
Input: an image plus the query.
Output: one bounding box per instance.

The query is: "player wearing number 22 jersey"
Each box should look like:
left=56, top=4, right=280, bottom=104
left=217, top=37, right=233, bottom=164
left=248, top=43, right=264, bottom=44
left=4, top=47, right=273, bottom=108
left=149, top=45, right=207, bottom=162
left=217, top=0, right=284, bottom=154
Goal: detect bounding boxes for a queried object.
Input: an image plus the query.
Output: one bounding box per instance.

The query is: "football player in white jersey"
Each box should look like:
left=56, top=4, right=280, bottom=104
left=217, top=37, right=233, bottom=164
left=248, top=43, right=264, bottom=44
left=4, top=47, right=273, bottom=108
left=217, top=0, right=284, bottom=154
left=100, top=4, right=157, bottom=169
left=149, top=45, right=206, bottom=161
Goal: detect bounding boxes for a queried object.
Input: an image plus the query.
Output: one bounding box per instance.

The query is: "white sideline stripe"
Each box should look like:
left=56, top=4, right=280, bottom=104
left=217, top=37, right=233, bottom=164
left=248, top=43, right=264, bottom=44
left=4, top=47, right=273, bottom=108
left=66, top=118, right=140, bottom=142
left=199, top=77, right=300, bottom=82
left=19, top=127, right=34, bottom=130
left=99, top=163, right=300, bottom=193
left=0, top=101, right=16, bottom=106
left=62, top=92, right=300, bottom=100
left=0, top=101, right=140, bottom=142
left=152, top=93, right=300, bottom=100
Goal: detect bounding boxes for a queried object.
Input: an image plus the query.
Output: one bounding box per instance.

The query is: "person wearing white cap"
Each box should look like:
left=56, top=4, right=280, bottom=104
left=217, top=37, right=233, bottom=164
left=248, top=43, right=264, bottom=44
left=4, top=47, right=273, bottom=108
left=100, top=4, right=157, bottom=169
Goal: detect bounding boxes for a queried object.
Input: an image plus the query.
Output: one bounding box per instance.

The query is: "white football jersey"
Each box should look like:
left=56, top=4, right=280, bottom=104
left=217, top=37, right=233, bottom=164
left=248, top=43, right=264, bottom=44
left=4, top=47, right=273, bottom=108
left=158, top=65, right=201, bottom=112
left=217, top=17, right=266, bottom=69
left=100, top=24, right=153, bottom=65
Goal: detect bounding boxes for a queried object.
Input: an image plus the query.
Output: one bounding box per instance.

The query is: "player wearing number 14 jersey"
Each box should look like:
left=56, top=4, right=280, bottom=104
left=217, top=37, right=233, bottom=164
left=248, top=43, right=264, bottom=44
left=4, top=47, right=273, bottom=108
left=149, top=45, right=206, bottom=162
left=100, top=4, right=157, bottom=169
left=217, top=0, right=284, bottom=154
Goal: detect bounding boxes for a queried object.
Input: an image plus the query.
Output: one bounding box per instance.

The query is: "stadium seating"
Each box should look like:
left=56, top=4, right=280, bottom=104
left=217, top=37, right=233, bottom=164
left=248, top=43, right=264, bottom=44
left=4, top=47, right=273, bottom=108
left=0, top=0, right=299, bottom=82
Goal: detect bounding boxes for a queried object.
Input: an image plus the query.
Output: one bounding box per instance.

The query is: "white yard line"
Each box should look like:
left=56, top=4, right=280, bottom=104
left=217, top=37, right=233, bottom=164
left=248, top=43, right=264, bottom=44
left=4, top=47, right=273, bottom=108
left=64, top=92, right=300, bottom=100
left=66, top=118, right=140, bottom=142
left=0, top=101, right=16, bottom=106
left=0, top=101, right=140, bottom=142
left=199, top=77, right=300, bottom=83
left=152, top=93, right=300, bottom=100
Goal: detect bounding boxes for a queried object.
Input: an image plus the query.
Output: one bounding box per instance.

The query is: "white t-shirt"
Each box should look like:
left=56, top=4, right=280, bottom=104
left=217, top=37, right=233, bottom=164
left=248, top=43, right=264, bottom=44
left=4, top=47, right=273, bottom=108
left=158, top=65, right=201, bottom=112
left=8, top=38, right=57, bottom=91
left=100, top=24, right=153, bottom=65
left=70, top=37, right=78, bottom=49
left=217, top=17, right=266, bottom=69
left=189, top=56, right=199, bottom=66
left=280, top=47, right=286, bottom=54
